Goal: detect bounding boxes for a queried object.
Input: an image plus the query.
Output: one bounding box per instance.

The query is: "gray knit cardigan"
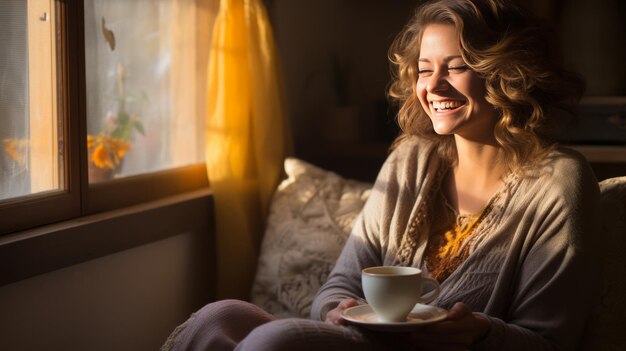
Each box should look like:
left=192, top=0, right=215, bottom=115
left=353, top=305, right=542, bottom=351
left=311, top=136, right=602, bottom=351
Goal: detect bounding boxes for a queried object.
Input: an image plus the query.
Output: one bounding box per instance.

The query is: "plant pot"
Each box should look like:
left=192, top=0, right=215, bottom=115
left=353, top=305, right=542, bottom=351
left=88, top=162, right=115, bottom=183
left=87, top=153, right=124, bottom=183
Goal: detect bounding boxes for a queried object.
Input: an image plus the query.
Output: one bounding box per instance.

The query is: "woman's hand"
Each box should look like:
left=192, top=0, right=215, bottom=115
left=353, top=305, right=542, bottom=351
left=324, top=298, right=362, bottom=325
left=409, top=302, right=491, bottom=351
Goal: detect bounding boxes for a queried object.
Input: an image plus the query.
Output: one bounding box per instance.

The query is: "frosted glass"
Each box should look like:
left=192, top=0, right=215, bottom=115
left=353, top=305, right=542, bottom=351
left=0, top=0, right=62, bottom=201
left=84, top=0, right=207, bottom=183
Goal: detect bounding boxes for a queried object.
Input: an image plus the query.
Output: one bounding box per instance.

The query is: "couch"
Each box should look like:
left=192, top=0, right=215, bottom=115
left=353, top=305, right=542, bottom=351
left=250, top=158, right=626, bottom=350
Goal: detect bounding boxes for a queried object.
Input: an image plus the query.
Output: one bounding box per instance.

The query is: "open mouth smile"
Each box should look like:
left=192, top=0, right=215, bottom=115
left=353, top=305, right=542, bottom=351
left=431, top=100, right=466, bottom=113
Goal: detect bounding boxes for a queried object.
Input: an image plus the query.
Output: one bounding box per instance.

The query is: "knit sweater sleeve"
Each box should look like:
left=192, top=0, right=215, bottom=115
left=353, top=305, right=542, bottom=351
left=310, top=141, right=410, bottom=321
left=473, top=151, right=603, bottom=351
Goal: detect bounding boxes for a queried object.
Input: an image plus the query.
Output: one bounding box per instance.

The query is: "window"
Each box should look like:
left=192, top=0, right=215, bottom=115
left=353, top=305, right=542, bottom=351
left=84, top=0, right=206, bottom=182
left=1, top=0, right=61, bottom=202
left=0, top=0, right=215, bottom=235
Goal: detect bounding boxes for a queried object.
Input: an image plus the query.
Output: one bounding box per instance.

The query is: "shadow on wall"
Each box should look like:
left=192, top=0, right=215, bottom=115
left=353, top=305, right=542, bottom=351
left=267, top=0, right=416, bottom=153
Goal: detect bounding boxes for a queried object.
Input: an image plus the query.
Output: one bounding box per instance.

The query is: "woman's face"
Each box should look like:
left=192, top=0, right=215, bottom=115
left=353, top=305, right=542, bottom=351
left=416, top=24, right=498, bottom=141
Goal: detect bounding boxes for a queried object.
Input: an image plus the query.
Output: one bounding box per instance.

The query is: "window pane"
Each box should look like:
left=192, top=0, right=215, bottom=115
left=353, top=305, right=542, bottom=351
left=84, top=0, right=207, bottom=183
left=0, top=0, right=62, bottom=201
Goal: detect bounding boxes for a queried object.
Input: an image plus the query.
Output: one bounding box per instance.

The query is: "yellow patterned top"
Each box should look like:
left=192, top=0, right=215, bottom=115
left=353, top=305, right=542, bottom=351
left=424, top=195, right=496, bottom=283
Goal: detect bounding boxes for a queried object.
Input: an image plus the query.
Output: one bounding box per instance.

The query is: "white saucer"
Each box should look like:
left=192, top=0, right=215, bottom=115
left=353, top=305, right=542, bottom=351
left=340, top=304, right=448, bottom=332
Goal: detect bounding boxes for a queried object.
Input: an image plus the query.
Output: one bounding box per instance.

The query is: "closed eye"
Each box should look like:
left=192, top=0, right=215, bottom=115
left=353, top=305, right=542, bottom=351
left=449, top=65, right=469, bottom=72
left=418, top=65, right=468, bottom=76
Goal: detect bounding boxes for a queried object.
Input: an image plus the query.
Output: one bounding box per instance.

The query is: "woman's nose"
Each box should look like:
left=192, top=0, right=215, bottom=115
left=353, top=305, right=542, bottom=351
left=426, top=71, right=449, bottom=93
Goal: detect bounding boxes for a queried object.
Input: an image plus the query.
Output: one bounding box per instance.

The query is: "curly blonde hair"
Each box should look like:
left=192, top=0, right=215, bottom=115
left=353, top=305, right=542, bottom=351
left=388, top=0, right=584, bottom=172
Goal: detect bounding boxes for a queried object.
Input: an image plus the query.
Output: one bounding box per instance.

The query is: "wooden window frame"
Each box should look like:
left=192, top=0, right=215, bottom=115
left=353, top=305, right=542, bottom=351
left=0, top=0, right=212, bottom=284
left=0, top=1, right=81, bottom=236
left=28, top=0, right=60, bottom=194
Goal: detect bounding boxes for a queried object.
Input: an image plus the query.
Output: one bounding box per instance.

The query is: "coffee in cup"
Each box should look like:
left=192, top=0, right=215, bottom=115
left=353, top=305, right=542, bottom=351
left=362, top=266, right=441, bottom=323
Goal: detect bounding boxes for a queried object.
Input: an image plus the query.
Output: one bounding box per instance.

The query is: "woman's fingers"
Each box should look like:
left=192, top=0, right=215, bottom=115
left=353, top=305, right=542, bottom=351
left=408, top=302, right=486, bottom=350
left=445, top=302, right=472, bottom=320
left=421, top=303, right=473, bottom=334
left=411, top=302, right=490, bottom=348
left=324, top=298, right=360, bottom=325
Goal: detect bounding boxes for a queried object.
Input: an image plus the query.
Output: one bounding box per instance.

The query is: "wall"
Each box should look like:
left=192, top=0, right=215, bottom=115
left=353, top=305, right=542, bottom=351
left=0, top=230, right=213, bottom=351
left=268, top=0, right=414, bottom=158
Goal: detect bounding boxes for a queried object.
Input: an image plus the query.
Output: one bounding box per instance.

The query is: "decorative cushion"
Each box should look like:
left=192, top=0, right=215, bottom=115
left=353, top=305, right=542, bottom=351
left=584, top=177, right=626, bottom=350
left=250, top=158, right=372, bottom=318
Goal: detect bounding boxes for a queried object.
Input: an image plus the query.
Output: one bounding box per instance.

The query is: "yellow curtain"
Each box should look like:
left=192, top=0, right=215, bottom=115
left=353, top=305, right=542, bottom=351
left=206, top=0, right=291, bottom=299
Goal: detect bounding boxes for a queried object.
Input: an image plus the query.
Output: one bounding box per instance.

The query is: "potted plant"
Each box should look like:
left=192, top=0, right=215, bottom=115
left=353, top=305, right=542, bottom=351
left=87, top=63, right=145, bottom=182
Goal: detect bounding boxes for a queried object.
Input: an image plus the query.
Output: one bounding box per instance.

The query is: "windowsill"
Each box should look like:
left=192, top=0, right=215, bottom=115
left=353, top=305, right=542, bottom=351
left=0, top=188, right=214, bottom=286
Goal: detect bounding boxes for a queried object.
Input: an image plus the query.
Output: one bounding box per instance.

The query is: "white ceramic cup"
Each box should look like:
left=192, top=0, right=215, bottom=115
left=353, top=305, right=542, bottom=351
left=362, top=266, right=441, bottom=323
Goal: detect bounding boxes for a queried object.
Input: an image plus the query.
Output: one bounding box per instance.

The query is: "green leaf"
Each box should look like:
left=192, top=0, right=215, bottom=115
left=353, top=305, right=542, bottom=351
left=117, top=112, right=130, bottom=124
left=133, top=120, right=145, bottom=135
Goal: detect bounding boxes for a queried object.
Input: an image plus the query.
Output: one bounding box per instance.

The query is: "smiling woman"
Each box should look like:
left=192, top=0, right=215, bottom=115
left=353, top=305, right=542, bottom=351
left=415, top=24, right=498, bottom=142
left=161, top=1, right=604, bottom=351
left=389, top=0, right=585, bottom=175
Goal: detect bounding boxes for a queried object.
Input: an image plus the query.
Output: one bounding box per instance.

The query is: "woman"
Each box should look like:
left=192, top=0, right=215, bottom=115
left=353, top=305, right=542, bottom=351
left=163, top=0, right=602, bottom=350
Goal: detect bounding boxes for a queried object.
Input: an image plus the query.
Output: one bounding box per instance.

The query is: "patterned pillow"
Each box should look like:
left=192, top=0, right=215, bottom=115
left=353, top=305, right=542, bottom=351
left=250, top=158, right=372, bottom=318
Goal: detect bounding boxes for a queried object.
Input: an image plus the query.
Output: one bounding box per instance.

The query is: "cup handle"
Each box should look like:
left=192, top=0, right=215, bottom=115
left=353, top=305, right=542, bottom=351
left=417, top=277, right=441, bottom=304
